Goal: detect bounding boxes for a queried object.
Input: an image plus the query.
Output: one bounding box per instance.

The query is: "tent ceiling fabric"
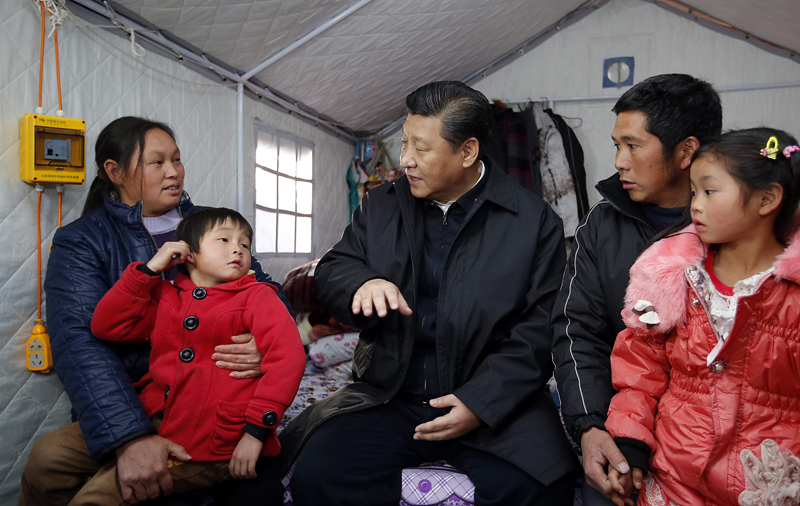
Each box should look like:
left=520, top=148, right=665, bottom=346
left=102, top=0, right=800, bottom=134
left=684, top=0, right=800, bottom=55
left=249, top=0, right=588, bottom=132
left=111, top=0, right=588, bottom=133
left=113, top=0, right=355, bottom=71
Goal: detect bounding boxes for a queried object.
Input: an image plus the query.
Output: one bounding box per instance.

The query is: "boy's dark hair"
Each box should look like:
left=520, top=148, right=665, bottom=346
left=84, top=116, right=175, bottom=216
left=406, top=81, right=491, bottom=156
left=175, top=208, right=254, bottom=274
left=613, top=74, right=722, bottom=158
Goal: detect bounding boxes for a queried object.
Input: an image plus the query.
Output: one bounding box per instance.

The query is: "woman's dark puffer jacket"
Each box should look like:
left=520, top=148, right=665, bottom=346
left=45, top=194, right=289, bottom=461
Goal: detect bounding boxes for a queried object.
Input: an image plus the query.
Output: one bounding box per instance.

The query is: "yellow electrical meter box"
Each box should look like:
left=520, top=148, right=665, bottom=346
left=20, top=114, right=86, bottom=184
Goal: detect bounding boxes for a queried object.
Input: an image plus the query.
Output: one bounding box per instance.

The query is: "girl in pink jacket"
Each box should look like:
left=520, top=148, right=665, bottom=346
left=605, top=128, right=800, bottom=506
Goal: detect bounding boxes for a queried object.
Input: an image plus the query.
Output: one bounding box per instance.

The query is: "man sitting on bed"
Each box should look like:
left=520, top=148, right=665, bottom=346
left=281, top=81, right=579, bottom=506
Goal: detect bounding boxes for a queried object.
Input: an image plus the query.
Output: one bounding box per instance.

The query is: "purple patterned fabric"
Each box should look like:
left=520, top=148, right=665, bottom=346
left=282, top=463, right=476, bottom=506
left=400, top=463, right=475, bottom=506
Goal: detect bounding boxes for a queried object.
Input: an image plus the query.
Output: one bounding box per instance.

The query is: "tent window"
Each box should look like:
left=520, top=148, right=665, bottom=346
left=254, top=124, right=314, bottom=256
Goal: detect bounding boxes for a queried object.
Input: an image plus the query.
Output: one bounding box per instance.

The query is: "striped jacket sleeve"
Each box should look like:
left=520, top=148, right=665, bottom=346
left=551, top=203, right=619, bottom=445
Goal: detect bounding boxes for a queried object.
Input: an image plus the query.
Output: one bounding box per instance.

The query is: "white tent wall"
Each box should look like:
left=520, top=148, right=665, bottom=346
left=0, top=1, right=353, bottom=501
left=383, top=0, right=800, bottom=228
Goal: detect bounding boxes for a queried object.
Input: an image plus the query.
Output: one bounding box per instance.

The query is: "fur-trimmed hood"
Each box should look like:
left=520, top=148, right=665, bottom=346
left=622, top=224, right=800, bottom=334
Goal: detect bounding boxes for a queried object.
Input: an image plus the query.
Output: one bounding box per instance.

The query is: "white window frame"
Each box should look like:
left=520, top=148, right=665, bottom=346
left=253, top=121, right=315, bottom=257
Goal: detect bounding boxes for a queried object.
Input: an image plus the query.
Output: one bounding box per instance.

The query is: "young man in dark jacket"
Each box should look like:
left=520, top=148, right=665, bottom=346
left=550, top=74, right=722, bottom=505
left=283, top=81, right=579, bottom=505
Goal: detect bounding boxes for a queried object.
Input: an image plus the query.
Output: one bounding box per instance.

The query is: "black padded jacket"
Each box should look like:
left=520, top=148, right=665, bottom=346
left=551, top=173, right=656, bottom=446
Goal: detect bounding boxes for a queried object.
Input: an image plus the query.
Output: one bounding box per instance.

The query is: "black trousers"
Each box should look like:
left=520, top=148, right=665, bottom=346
left=290, top=398, right=574, bottom=506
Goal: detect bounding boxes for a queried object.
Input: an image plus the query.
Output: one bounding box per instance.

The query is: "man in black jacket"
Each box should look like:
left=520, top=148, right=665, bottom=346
left=550, top=74, right=722, bottom=505
left=283, top=81, right=578, bottom=505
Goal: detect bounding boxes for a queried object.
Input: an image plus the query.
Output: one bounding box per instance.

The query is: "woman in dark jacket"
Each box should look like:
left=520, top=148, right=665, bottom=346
left=19, top=117, right=289, bottom=506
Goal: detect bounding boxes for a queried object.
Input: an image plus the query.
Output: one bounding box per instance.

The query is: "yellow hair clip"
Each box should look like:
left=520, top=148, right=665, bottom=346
left=761, top=136, right=779, bottom=159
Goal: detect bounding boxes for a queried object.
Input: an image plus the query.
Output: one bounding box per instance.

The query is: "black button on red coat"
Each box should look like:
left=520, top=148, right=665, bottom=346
left=192, top=287, right=207, bottom=300
left=180, top=348, right=195, bottom=362
left=183, top=315, right=199, bottom=330
left=262, top=411, right=278, bottom=426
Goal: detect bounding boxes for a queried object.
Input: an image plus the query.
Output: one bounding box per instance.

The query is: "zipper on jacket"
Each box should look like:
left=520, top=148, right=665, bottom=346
left=434, top=197, right=486, bottom=394
left=423, top=357, right=428, bottom=401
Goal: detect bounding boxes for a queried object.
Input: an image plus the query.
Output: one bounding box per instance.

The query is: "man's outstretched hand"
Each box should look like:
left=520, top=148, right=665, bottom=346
left=352, top=279, right=413, bottom=318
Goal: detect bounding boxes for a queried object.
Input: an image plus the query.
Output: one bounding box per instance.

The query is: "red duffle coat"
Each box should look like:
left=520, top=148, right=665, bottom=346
left=91, top=263, right=305, bottom=461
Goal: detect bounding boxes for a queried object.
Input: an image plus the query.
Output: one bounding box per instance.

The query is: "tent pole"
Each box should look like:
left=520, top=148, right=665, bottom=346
left=242, top=0, right=376, bottom=81
left=237, top=82, right=245, bottom=216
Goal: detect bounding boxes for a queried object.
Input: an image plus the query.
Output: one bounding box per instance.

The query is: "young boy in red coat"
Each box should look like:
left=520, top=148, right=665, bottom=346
left=82, top=208, right=305, bottom=505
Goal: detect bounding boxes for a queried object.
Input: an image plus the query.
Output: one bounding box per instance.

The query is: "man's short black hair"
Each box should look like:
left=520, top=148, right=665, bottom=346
left=613, top=74, right=722, bottom=157
left=405, top=81, right=491, bottom=156
left=175, top=208, right=253, bottom=274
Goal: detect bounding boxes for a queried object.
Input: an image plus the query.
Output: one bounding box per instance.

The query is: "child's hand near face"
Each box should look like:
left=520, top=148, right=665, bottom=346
left=146, top=241, right=191, bottom=273
left=607, top=466, right=643, bottom=506
left=229, top=432, right=263, bottom=479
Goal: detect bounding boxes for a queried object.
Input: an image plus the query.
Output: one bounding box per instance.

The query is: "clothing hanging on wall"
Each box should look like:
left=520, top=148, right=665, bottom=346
left=531, top=102, right=580, bottom=237
left=486, top=103, right=542, bottom=197
left=546, top=109, right=590, bottom=220
left=520, top=107, right=543, bottom=198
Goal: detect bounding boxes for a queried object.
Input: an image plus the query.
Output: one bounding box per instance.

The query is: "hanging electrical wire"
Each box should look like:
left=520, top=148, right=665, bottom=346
left=32, top=0, right=68, bottom=114
left=54, top=25, right=63, bottom=113
left=25, top=0, right=70, bottom=374
left=37, top=1, right=45, bottom=111
left=57, top=186, right=63, bottom=228
left=36, top=186, right=43, bottom=321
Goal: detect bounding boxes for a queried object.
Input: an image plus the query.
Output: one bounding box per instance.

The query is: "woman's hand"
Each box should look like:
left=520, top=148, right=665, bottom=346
left=115, top=434, right=192, bottom=504
left=212, top=333, right=264, bottom=379
left=146, top=241, right=190, bottom=273
left=230, top=433, right=264, bottom=479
